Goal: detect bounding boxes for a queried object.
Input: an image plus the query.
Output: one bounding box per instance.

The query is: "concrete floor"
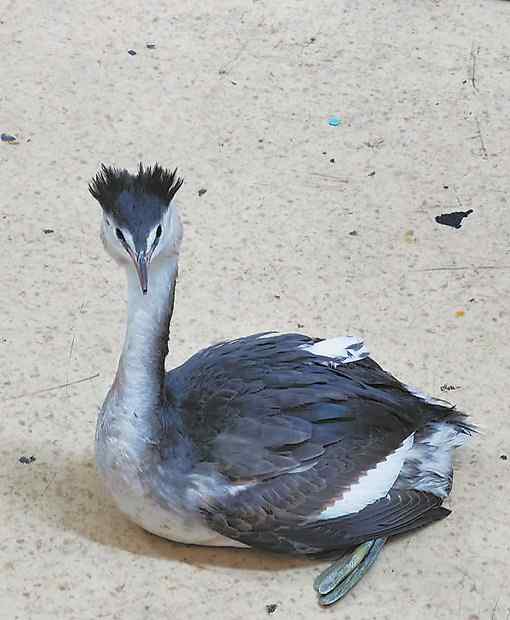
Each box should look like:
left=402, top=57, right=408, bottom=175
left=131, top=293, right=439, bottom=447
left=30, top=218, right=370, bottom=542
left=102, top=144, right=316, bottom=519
left=2, top=0, right=510, bottom=618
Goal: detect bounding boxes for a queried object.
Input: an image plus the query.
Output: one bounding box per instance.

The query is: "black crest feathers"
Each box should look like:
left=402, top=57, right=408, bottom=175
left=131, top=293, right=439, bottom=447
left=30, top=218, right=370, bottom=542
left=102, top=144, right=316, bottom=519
left=89, top=163, right=183, bottom=210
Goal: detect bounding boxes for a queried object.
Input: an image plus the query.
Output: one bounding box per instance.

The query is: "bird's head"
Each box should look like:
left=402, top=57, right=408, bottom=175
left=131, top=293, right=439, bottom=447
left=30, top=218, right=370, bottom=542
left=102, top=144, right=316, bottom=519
left=89, top=163, right=183, bottom=294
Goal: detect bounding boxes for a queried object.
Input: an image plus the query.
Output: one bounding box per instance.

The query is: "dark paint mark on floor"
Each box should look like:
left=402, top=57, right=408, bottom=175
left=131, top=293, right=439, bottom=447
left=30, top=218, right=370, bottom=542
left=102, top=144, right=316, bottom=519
left=19, top=455, right=36, bottom=464
left=440, top=384, right=461, bottom=392
left=435, top=209, right=473, bottom=229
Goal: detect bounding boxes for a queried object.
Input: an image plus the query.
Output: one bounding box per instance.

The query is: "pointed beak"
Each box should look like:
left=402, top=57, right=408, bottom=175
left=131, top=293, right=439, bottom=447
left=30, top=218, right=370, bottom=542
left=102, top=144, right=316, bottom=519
left=135, top=252, right=149, bottom=294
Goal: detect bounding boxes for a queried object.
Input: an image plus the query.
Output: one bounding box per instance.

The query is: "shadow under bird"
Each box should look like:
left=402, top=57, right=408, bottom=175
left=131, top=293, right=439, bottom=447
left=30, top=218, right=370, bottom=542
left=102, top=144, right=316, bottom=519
left=89, top=163, right=475, bottom=606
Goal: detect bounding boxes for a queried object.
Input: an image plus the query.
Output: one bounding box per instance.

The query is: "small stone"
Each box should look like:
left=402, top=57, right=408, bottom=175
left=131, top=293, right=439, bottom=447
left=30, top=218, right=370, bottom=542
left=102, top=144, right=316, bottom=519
left=198, top=188, right=207, bottom=197
left=368, top=170, right=376, bottom=177
left=329, top=158, right=335, bottom=163
left=500, top=454, right=508, bottom=461
left=348, top=230, right=358, bottom=236
left=127, top=49, right=137, bottom=56
left=19, top=455, right=36, bottom=464
left=266, top=604, right=278, bottom=614
left=43, top=228, right=54, bottom=234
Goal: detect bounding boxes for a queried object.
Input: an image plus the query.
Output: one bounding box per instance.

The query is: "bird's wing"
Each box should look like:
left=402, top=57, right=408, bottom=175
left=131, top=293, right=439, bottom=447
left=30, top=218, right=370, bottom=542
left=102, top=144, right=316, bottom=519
left=165, top=332, right=458, bottom=552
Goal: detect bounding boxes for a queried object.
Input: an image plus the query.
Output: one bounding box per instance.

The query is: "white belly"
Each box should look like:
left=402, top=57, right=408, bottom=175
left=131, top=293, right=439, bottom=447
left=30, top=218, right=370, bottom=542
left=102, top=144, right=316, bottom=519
left=110, top=479, right=241, bottom=546
left=96, top=434, right=246, bottom=548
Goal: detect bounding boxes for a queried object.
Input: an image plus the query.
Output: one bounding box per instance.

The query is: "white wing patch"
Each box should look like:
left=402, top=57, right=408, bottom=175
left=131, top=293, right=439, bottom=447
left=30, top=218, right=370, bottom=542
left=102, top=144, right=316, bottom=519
left=301, top=336, right=369, bottom=364
left=405, top=384, right=454, bottom=408
left=318, top=434, right=415, bottom=519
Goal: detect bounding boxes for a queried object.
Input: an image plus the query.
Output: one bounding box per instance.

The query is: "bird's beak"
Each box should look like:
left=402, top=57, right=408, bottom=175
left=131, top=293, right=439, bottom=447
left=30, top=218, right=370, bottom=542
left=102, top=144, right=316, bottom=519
left=135, top=252, right=149, bottom=295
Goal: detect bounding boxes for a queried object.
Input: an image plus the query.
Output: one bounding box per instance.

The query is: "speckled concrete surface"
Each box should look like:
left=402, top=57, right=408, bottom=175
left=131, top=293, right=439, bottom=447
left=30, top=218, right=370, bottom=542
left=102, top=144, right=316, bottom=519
left=1, top=1, right=510, bottom=618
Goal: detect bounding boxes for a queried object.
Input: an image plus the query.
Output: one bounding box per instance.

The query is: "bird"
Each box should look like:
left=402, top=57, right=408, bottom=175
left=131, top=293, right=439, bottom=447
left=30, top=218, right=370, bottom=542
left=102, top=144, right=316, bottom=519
left=89, top=162, right=475, bottom=606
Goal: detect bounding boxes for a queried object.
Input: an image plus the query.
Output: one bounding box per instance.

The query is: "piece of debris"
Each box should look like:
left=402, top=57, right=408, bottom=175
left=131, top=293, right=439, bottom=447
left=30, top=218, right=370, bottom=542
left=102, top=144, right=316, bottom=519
left=127, top=49, right=137, bottom=56
left=274, top=294, right=281, bottom=300
left=1, top=133, right=17, bottom=143
left=455, top=310, right=465, bottom=318
left=443, top=185, right=449, bottom=189
left=198, top=188, right=207, bottom=197
left=329, top=158, right=335, bottom=163
left=146, top=43, right=156, bottom=49
left=43, top=228, right=54, bottom=234
left=435, top=209, right=473, bottom=229
left=404, top=230, right=416, bottom=243
left=440, top=384, right=461, bottom=392
left=266, top=604, right=278, bottom=614
left=501, top=455, right=508, bottom=461
left=297, top=323, right=304, bottom=328
left=327, top=116, right=342, bottom=127
left=364, top=136, right=384, bottom=149
left=368, top=170, right=376, bottom=177
left=348, top=230, right=358, bottom=236
left=19, top=456, right=36, bottom=464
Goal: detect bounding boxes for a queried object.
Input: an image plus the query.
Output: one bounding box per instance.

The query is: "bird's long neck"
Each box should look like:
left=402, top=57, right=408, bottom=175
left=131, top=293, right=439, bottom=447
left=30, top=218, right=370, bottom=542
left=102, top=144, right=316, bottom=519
left=113, top=256, right=178, bottom=415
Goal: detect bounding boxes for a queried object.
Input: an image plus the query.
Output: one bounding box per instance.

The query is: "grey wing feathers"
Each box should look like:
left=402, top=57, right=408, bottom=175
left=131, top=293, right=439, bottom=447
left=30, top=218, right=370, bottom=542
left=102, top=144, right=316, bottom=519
left=165, top=332, right=465, bottom=553
left=205, top=489, right=450, bottom=554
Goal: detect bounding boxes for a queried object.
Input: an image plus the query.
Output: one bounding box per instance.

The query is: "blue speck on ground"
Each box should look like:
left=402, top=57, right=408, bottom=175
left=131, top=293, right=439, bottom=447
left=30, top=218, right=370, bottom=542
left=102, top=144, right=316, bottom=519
left=328, top=116, right=342, bottom=127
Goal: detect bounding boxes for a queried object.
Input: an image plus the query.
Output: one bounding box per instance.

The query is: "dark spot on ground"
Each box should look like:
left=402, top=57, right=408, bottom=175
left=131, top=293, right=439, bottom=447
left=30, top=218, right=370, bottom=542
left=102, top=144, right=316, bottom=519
left=297, top=323, right=304, bottom=328
left=435, top=209, right=473, bottom=229
left=266, top=604, right=278, bottom=614
left=500, top=454, right=508, bottom=461
left=368, top=170, right=376, bottom=176
left=440, top=384, right=461, bottom=392
left=348, top=230, right=358, bottom=236
left=198, top=188, right=207, bottom=197
left=43, top=228, right=54, bottom=234
left=19, top=456, right=36, bottom=464
left=127, top=49, right=137, bottom=56
left=274, top=294, right=281, bottom=300
left=146, top=43, right=156, bottom=49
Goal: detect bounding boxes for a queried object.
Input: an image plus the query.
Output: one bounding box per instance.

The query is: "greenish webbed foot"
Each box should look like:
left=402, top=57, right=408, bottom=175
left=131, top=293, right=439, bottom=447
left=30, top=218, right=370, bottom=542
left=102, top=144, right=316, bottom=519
left=313, top=538, right=387, bottom=606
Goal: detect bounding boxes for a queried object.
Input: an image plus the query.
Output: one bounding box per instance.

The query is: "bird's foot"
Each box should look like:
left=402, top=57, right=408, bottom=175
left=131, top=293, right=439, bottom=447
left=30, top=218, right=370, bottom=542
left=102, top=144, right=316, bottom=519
left=313, top=538, right=386, bottom=606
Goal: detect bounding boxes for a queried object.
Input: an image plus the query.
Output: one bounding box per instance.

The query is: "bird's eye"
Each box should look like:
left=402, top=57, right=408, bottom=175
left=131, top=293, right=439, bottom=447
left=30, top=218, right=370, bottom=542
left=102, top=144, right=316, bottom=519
left=155, top=225, right=162, bottom=240
left=116, top=228, right=125, bottom=242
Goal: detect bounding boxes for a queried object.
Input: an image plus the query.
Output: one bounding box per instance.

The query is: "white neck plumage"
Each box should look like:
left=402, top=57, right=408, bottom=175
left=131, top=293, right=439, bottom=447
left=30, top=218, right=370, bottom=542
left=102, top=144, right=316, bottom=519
left=114, top=256, right=178, bottom=414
